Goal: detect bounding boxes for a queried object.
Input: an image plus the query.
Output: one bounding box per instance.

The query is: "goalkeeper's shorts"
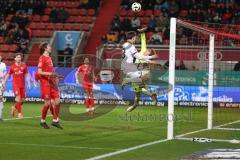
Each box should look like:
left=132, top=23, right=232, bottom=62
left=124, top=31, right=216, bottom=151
left=132, top=82, right=146, bottom=93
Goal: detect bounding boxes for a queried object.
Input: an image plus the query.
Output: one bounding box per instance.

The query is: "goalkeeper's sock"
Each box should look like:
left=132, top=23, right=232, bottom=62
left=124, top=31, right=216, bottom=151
left=16, top=102, right=22, bottom=114
left=0, top=102, right=3, bottom=119
left=41, top=106, right=49, bottom=122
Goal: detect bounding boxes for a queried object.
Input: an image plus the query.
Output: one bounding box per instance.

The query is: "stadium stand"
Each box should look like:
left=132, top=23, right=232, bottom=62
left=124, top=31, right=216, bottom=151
left=103, top=0, right=240, bottom=45
left=0, top=0, right=101, bottom=65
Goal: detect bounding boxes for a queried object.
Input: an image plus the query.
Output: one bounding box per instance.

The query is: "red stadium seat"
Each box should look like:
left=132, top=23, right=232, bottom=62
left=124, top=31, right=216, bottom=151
left=0, top=52, right=6, bottom=59
left=46, top=23, right=54, bottom=30
left=72, top=25, right=81, bottom=31
left=145, top=10, right=153, bottom=17
left=9, top=45, right=18, bottom=52
left=32, top=30, right=42, bottom=37
left=6, top=52, right=14, bottom=60
left=44, top=8, right=52, bottom=15
left=179, top=10, right=188, bottom=17
left=55, top=23, right=63, bottom=30
left=75, top=2, right=80, bottom=7
left=141, top=17, right=149, bottom=25
left=79, top=9, right=87, bottom=16
left=84, top=16, right=94, bottom=24
left=71, top=9, right=79, bottom=16
left=43, top=30, right=53, bottom=37
left=57, top=1, right=65, bottom=7
left=29, top=22, right=37, bottom=29
left=120, top=9, right=127, bottom=17
left=66, top=16, right=76, bottom=23
left=65, top=1, right=73, bottom=8
left=87, top=9, right=95, bottom=16
left=154, top=10, right=161, bottom=17
left=82, top=24, right=90, bottom=31
left=4, top=60, right=13, bottom=66
left=36, top=22, right=46, bottom=30
left=0, top=37, right=4, bottom=44
left=47, top=1, right=55, bottom=7
left=75, top=16, right=84, bottom=23
left=41, top=15, right=49, bottom=22
left=0, top=45, right=9, bottom=52
left=32, top=15, right=41, bottom=22
left=63, top=24, right=72, bottom=30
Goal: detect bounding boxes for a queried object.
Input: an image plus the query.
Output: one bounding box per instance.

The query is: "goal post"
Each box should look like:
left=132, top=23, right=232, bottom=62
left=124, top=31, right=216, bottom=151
left=168, top=17, right=240, bottom=142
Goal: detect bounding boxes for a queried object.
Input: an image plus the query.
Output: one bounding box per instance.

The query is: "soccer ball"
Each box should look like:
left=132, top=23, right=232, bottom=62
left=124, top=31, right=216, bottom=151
left=131, top=2, right=141, bottom=12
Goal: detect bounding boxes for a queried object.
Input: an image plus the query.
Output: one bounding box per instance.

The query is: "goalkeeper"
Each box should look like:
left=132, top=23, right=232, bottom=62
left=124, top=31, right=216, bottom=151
left=121, top=28, right=157, bottom=112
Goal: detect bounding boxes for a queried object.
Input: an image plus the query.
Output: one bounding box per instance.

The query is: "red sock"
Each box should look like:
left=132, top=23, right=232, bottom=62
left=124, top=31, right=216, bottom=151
left=90, top=98, right=94, bottom=107
left=16, top=102, right=22, bottom=113
left=55, top=104, right=60, bottom=117
left=41, top=106, right=49, bottom=120
left=50, top=106, right=54, bottom=116
left=85, top=98, right=90, bottom=108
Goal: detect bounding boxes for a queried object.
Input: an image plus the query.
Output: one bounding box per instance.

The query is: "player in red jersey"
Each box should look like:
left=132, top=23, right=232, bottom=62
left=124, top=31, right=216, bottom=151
left=75, top=58, right=95, bottom=114
left=38, top=42, right=62, bottom=129
left=4, top=53, right=30, bottom=119
left=34, top=71, right=55, bottom=117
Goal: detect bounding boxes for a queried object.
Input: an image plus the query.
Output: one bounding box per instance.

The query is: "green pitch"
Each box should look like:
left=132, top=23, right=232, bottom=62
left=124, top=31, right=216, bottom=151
left=0, top=102, right=239, bottom=160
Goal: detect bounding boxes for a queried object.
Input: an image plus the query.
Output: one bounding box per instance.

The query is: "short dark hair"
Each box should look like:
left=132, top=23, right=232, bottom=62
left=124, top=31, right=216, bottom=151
left=15, top=53, right=23, bottom=58
left=39, top=42, right=48, bottom=55
left=126, top=31, right=137, bottom=40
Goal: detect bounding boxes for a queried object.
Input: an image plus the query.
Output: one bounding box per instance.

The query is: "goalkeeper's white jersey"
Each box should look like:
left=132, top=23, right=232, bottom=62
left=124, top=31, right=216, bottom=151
left=121, top=42, right=153, bottom=74
left=122, top=42, right=138, bottom=63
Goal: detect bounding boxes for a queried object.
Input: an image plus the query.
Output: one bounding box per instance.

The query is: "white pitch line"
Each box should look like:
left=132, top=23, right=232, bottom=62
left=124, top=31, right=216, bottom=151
left=214, top=127, right=240, bottom=131
left=177, top=119, right=240, bottom=138
left=0, top=142, right=120, bottom=151
left=3, top=116, right=41, bottom=121
left=86, top=119, right=240, bottom=160
left=175, top=128, right=210, bottom=138
left=3, top=115, right=52, bottom=121
left=213, top=120, right=240, bottom=129
left=85, top=139, right=170, bottom=160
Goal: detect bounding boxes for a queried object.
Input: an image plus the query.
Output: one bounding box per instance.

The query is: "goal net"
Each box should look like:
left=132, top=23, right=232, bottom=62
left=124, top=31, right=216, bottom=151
left=168, top=18, right=240, bottom=143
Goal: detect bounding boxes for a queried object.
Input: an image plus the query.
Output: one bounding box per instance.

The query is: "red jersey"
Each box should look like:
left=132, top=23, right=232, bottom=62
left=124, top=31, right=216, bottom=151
left=38, top=55, right=54, bottom=83
left=8, top=63, right=28, bottom=88
left=78, top=64, right=94, bottom=83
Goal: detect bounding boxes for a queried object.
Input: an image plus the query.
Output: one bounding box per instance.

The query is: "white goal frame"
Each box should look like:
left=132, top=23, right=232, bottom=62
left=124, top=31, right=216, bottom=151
left=167, top=18, right=240, bottom=142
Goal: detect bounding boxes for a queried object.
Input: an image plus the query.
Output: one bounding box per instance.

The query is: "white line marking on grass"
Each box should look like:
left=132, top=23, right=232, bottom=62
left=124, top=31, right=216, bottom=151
left=175, top=128, right=210, bottom=138
left=213, top=120, right=240, bottom=129
left=176, top=119, right=240, bottom=138
left=3, top=115, right=51, bottom=121
left=85, top=139, right=170, bottom=160
left=214, top=127, right=240, bottom=131
left=0, top=142, right=120, bottom=151
left=86, top=120, right=240, bottom=160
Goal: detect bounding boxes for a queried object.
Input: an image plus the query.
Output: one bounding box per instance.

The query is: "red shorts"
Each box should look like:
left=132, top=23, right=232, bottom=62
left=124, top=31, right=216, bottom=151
left=82, top=82, right=93, bottom=91
left=13, top=86, right=26, bottom=98
left=40, top=84, right=59, bottom=100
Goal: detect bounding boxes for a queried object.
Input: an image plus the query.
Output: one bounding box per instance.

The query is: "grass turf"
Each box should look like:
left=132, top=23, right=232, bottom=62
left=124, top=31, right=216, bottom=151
left=0, top=102, right=239, bottom=160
